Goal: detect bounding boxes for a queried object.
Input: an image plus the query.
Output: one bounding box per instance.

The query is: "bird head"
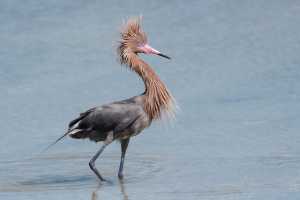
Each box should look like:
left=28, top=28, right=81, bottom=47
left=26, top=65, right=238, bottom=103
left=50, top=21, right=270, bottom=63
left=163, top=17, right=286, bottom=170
left=118, top=17, right=170, bottom=64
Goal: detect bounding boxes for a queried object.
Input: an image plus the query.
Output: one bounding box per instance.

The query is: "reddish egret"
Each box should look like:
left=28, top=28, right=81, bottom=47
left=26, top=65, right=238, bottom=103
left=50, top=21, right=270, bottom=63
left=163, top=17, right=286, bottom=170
left=50, top=17, right=175, bottom=181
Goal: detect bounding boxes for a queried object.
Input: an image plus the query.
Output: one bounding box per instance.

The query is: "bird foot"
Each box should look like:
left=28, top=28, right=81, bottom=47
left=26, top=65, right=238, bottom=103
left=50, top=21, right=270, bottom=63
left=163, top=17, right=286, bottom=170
left=97, top=177, right=113, bottom=184
left=118, top=173, right=124, bottom=179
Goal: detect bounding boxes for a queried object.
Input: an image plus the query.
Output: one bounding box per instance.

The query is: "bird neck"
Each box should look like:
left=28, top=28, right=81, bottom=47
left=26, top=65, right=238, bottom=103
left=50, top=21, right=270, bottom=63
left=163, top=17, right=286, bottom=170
left=126, top=53, right=174, bottom=120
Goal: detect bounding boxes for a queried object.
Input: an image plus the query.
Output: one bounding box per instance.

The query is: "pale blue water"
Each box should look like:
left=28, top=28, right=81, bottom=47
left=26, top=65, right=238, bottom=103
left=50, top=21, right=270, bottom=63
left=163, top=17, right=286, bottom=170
left=1, top=0, right=300, bottom=199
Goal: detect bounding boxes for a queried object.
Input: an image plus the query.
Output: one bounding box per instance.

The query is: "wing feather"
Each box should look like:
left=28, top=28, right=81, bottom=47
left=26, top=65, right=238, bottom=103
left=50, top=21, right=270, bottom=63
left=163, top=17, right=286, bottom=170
left=67, top=102, right=144, bottom=140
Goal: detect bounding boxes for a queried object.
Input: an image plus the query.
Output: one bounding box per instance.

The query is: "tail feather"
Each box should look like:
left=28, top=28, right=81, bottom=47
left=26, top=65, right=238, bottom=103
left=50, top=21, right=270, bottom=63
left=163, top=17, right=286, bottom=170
left=41, top=131, right=70, bottom=153
left=68, top=128, right=90, bottom=139
left=41, top=115, right=91, bottom=153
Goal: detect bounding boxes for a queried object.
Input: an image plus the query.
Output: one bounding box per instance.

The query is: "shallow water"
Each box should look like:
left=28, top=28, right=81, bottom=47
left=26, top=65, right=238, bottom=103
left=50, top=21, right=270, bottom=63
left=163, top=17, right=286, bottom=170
left=1, top=0, right=300, bottom=199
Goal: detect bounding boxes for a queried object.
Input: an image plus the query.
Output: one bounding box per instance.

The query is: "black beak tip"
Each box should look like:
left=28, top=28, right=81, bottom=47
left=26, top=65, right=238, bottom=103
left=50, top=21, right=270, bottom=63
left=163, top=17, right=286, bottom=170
left=158, top=53, right=171, bottom=60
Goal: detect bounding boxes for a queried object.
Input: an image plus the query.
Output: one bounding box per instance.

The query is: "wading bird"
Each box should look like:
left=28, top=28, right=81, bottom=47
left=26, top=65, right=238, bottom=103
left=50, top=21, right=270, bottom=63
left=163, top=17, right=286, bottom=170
left=50, top=17, right=175, bottom=181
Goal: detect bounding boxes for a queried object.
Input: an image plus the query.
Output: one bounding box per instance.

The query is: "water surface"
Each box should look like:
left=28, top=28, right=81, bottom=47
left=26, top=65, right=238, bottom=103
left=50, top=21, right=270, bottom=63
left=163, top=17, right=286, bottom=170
left=1, top=0, right=300, bottom=199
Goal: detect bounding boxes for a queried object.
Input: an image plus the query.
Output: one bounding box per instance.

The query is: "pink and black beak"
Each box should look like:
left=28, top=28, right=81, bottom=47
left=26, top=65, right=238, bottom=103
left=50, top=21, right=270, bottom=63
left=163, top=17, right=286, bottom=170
left=139, top=44, right=171, bottom=59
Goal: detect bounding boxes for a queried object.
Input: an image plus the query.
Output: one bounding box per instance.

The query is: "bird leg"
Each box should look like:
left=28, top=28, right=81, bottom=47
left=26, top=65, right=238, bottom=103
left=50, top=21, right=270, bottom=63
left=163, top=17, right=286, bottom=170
left=89, top=132, right=114, bottom=181
left=118, top=138, right=130, bottom=179
left=89, top=144, right=107, bottom=181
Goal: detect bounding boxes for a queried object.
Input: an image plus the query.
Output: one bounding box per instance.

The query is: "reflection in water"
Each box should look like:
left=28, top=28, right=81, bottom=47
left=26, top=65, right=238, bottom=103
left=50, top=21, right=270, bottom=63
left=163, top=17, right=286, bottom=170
left=91, top=189, right=98, bottom=200
left=91, top=183, right=102, bottom=200
left=91, top=179, right=129, bottom=200
left=118, top=179, right=129, bottom=200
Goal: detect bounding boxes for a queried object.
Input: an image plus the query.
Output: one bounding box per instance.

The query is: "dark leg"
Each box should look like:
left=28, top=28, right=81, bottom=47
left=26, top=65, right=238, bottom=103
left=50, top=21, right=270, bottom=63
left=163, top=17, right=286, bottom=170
left=118, top=138, right=130, bottom=179
left=89, top=132, right=113, bottom=181
left=89, top=144, right=107, bottom=181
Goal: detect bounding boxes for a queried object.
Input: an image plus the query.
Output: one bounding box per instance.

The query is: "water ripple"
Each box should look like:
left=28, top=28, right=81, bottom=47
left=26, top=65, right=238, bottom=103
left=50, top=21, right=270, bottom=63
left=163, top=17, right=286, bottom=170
left=0, top=152, right=162, bottom=192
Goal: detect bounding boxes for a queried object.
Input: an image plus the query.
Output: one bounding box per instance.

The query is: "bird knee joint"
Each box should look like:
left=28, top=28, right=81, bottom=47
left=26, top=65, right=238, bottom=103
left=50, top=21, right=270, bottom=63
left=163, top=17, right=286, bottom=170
left=89, top=161, right=95, bottom=169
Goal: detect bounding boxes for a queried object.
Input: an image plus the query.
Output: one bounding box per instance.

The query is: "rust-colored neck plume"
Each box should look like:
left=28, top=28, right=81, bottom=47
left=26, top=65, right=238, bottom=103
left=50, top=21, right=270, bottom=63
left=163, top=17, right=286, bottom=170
left=127, top=53, right=174, bottom=120
left=117, top=18, right=175, bottom=120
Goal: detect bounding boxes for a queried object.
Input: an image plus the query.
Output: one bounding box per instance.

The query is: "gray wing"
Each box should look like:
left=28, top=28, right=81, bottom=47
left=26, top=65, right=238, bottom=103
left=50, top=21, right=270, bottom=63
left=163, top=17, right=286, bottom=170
left=67, top=101, right=145, bottom=140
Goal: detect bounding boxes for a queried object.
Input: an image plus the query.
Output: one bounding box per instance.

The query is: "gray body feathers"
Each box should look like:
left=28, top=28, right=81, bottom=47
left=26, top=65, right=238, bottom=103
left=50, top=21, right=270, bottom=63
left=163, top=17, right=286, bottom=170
left=67, top=96, right=150, bottom=142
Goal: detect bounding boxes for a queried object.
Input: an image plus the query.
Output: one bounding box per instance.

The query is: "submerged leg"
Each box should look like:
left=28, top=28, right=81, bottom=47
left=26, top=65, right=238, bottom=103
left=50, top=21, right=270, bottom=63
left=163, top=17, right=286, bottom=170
left=118, top=138, right=130, bottom=179
left=89, top=132, right=113, bottom=181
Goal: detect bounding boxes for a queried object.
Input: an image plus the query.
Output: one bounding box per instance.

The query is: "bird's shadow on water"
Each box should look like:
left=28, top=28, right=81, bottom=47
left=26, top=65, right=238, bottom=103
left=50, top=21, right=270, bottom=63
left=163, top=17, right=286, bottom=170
left=20, top=175, right=94, bottom=187
left=0, top=175, right=96, bottom=192
left=2, top=173, right=131, bottom=199
left=91, top=179, right=129, bottom=200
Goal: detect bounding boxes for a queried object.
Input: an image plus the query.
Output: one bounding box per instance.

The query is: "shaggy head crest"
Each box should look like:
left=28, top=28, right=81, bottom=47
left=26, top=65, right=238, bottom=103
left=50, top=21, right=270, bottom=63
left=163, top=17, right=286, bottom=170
left=118, top=17, right=148, bottom=64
